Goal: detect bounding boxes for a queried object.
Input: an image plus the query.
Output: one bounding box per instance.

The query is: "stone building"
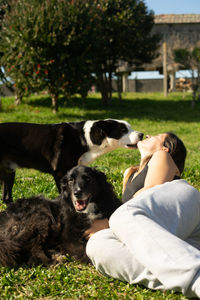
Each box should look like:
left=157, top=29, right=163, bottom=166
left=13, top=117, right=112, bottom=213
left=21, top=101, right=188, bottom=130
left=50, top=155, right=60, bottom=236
left=118, top=14, right=200, bottom=94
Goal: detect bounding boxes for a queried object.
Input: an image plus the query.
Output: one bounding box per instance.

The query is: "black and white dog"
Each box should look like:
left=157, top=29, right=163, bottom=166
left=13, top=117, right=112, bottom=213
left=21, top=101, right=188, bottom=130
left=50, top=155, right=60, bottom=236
left=0, top=165, right=121, bottom=266
left=0, top=120, right=143, bottom=203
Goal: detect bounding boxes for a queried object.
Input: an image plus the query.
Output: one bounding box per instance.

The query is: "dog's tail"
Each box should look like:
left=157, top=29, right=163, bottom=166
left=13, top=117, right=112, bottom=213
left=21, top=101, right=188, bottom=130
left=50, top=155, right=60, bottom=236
left=0, top=236, right=21, bottom=267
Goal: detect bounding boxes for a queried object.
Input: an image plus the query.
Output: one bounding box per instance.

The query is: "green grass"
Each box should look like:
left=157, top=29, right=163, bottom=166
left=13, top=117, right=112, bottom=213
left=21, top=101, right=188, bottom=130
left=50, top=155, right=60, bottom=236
left=0, top=91, right=199, bottom=299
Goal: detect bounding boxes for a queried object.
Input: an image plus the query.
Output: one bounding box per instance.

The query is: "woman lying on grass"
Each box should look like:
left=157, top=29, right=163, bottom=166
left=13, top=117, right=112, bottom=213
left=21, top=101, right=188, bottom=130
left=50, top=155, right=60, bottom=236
left=85, top=132, right=200, bottom=298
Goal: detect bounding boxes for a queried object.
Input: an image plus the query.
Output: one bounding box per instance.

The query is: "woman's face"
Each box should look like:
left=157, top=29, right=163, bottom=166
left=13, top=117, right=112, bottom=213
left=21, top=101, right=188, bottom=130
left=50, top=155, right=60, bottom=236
left=137, top=133, right=168, bottom=157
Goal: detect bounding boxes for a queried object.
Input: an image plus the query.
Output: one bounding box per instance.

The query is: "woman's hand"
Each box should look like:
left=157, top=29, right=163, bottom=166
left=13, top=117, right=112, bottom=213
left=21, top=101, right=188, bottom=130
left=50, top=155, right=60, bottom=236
left=84, top=218, right=109, bottom=239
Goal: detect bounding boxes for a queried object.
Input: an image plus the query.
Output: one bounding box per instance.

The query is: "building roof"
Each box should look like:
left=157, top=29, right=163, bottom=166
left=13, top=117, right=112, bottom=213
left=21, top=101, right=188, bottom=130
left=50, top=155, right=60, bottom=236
left=154, top=14, right=200, bottom=24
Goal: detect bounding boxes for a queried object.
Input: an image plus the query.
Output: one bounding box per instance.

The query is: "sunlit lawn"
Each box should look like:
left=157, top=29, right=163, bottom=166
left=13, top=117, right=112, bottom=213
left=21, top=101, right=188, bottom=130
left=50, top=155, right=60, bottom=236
left=0, top=91, right=199, bottom=299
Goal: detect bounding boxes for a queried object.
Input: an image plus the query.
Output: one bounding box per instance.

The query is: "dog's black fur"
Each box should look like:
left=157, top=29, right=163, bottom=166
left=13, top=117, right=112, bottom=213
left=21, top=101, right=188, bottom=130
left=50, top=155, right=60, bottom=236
left=0, top=120, right=143, bottom=203
left=0, top=166, right=121, bottom=267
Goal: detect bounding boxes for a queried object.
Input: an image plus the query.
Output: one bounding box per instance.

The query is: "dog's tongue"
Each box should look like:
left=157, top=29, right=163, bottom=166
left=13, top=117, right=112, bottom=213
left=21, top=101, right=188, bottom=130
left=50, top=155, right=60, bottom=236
left=75, top=200, right=87, bottom=211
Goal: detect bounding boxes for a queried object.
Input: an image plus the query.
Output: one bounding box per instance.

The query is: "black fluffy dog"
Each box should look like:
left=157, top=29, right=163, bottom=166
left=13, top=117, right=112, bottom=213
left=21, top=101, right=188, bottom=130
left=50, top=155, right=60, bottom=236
left=0, top=166, right=121, bottom=267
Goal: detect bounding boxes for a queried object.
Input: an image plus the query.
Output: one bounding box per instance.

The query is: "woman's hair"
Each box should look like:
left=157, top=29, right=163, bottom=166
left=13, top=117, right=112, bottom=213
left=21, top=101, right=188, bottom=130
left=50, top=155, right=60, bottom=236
left=163, top=132, right=187, bottom=174
left=123, top=132, right=187, bottom=191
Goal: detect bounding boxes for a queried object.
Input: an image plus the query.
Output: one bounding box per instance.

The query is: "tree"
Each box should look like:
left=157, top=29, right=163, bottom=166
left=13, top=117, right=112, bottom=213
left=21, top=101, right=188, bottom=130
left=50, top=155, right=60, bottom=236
left=0, top=0, right=159, bottom=110
left=89, top=0, right=160, bottom=104
left=0, top=0, right=94, bottom=112
left=0, top=0, right=13, bottom=105
left=174, top=47, right=200, bottom=106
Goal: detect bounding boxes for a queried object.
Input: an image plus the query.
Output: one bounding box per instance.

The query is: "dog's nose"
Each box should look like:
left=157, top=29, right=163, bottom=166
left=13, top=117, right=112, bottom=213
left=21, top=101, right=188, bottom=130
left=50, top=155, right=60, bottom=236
left=138, top=133, right=144, bottom=140
left=74, top=189, right=82, bottom=197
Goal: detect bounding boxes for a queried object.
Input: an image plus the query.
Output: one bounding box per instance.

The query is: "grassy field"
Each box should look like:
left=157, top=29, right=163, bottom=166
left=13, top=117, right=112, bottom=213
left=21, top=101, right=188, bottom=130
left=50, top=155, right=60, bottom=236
left=0, top=92, right=199, bottom=299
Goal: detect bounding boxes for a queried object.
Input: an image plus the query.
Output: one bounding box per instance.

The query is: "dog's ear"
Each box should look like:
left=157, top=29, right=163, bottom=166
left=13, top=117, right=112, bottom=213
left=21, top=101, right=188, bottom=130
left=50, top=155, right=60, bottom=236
left=60, top=175, right=69, bottom=200
left=90, top=121, right=108, bottom=145
left=91, top=167, right=108, bottom=184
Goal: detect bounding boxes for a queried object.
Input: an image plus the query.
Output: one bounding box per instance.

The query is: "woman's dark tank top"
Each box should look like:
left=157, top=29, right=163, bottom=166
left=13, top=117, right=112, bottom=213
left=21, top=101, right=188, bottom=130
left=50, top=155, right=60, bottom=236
left=122, top=165, right=180, bottom=203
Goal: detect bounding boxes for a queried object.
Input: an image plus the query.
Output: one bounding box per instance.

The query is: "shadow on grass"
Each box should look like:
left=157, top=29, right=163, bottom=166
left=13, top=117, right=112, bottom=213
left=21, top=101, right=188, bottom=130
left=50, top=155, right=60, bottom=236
left=26, top=94, right=200, bottom=123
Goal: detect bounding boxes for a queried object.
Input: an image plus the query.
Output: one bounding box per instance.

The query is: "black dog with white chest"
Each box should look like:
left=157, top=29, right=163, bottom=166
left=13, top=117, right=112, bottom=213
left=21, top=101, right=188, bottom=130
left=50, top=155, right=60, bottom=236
left=0, top=165, right=121, bottom=267
left=0, top=120, right=143, bottom=203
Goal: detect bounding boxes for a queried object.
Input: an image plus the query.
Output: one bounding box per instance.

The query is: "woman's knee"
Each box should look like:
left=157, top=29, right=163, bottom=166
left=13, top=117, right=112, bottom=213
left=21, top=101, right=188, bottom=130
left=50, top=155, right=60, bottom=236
left=109, top=201, right=131, bottom=227
left=109, top=200, right=142, bottom=233
left=86, top=230, right=104, bottom=259
left=86, top=227, right=146, bottom=283
left=86, top=229, right=114, bottom=266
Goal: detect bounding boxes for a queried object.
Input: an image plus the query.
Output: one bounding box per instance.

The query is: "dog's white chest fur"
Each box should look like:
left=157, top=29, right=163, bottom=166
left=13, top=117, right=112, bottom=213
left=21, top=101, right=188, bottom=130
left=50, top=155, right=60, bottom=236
left=78, top=121, right=111, bottom=165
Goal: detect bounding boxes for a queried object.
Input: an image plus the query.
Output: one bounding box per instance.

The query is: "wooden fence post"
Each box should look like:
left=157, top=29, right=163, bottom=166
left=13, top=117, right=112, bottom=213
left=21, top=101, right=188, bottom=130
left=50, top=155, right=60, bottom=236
left=163, top=42, right=168, bottom=96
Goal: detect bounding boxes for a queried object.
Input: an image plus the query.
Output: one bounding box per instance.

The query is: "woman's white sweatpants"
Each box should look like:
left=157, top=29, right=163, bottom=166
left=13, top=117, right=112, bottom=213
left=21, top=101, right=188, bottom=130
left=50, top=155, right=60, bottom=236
left=86, top=180, right=200, bottom=298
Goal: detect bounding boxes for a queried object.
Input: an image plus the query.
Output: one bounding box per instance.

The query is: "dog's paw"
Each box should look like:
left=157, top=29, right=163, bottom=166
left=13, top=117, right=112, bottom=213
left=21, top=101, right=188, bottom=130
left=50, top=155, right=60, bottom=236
left=51, top=253, right=67, bottom=264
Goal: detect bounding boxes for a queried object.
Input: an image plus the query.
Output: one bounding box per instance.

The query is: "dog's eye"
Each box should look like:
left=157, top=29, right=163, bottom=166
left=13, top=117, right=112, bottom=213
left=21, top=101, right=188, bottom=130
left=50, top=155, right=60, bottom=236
left=121, top=126, right=127, bottom=133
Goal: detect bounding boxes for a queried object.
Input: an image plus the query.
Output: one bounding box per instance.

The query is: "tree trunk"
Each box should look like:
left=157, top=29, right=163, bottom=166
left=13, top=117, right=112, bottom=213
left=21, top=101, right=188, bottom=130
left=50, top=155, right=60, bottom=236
left=15, top=91, right=23, bottom=105
left=101, top=86, right=109, bottom=105
left=96, top=70, right=109, bottom=105
left=117, top=74, right=122, bottom=101
left=108, top=70, right=112, bottom=105
left=51, top=93, right=58, bottom=113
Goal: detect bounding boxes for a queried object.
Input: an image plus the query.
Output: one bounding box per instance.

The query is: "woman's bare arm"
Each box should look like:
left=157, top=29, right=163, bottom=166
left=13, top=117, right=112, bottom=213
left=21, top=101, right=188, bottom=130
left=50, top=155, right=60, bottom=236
left=133, top=150, right=179, bottom=197
left=84, top=218, right=109, bottom=239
